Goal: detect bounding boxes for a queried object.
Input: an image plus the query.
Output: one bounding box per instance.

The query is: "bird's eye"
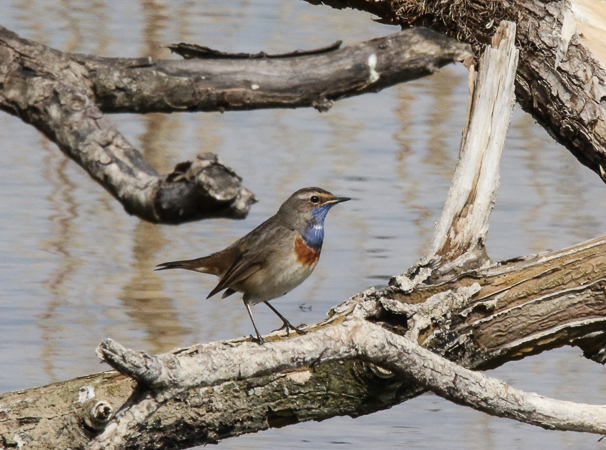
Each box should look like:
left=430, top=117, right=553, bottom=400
left=310, top=195, right=320, bottom=204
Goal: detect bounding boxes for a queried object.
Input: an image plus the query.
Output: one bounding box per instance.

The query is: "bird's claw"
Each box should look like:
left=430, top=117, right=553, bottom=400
left=273, top=321, right=307, bottom=336
left=250, top=334, right=265, bottom=345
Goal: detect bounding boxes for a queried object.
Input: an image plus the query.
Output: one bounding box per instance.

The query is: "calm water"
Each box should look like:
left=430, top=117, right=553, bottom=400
left=1, top=1, right=606, bottom=449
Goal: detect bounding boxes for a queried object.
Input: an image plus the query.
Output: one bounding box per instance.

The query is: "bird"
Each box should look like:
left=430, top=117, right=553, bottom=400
left=156, top=187, right=350, bottom=344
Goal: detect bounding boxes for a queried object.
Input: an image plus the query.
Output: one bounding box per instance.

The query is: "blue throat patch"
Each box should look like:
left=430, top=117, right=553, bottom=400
left=301, top=204, right=334, bottom=250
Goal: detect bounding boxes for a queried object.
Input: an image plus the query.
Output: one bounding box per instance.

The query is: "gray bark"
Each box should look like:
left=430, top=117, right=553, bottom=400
left=91, top=29, right=471, bottom=113
left=94, top=318, right=606, bottom=439
left=0, top=26, right=470, bottom=224
left=0, top=26, right=255, bottom=224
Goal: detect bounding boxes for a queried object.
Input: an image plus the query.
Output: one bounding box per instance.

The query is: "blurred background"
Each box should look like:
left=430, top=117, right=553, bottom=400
left=1, top=1, right=606, bottom=449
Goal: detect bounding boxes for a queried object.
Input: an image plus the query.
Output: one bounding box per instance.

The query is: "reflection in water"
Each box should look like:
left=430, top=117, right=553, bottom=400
left=467, top=413, right=495, bottom=450
left=139, top=113, right=181, bottom=173
left=59, top=0, right=84, bottom=52
left=515, top=111, right=552, bottom=253
left=141, top=0, right=171, bottom=60
left=424, top=69, right=457, bottom=179
left=551, top=139, right=600, bottom=244
left=321, top=112, right=370, bottom=283
left=119, top=220, right=189, bottom=354
left=89, top=0, right=110, bottom=56
left=13, top=0, right=111, bottom=53
left=513, top=110, right=602, bottom=253
left=394, top=84, right=435, bottom=253
left=123, top=5, right=194, bottom=351
left=12, top=0, right=46, bottom=44
left=38, top=141, right=83, bottom=382
left=194, top=114, right=224, bottom=165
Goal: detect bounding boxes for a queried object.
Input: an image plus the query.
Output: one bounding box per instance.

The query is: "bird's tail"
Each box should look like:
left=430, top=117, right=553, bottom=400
left=155, top=256, right=220, bottom=275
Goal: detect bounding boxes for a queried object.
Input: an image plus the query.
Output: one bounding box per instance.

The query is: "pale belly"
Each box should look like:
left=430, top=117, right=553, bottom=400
left=241, top=254, right=318, bottom=305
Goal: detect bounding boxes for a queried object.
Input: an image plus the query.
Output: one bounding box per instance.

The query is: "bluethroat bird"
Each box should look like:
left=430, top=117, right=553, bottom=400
left=156, top=187, right=350, bottom=344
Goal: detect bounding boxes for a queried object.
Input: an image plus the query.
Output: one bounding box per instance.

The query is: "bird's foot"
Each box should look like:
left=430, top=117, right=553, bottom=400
left=273, top=321, right=307, bottom=337
left=250, top=334, right=265, bottom=345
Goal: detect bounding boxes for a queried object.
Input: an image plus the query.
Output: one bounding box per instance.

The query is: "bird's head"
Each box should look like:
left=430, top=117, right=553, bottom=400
left=277, top=187, right=350, bottom=234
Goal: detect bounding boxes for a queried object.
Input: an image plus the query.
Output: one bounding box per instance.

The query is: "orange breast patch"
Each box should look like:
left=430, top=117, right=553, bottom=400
left=294, top=234, right=321, bottom=266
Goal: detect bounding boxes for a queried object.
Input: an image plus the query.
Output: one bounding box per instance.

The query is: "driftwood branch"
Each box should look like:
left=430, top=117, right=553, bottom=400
left=303, top=0, right=606, bottom=184
left=415, top=22, right=519, bottom=275
left=0, top=26, right=470, bottom=223
left=90, top=318, right=606, bottom=450
left=0, top=27, right=255, bottom=224
left=90, top=29, right=471, bottom=113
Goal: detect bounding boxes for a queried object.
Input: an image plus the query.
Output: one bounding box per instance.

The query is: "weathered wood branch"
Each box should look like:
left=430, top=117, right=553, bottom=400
left=415, top=22, right=519, bottom=276
left=0, top=26, right=470, bottom=224
left=304, top=0, right=606, bottom=184
left=90, top=318, right=606, bottom=450
left=0, top=27, right=255, bottom=224
left=89, top=29, right=471, bottom=113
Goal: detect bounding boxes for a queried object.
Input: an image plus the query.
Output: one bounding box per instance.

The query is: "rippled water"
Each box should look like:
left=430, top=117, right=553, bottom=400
left=1, top=1, right=606, bottom=449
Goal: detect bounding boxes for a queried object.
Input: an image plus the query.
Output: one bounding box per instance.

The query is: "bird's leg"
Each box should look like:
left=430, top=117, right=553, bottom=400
left=264, top=301, right=307, bottom=336
left=244, top=301, right=265, bottom=345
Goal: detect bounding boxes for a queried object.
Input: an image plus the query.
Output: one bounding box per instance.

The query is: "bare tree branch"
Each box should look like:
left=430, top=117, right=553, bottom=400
left=422, top=22, right=518, bottom=273
left=91, top=318, right=606, bottom=450
left=87, top=28, right=472, bottom=113
left=0, top=27, right=255, bottom=224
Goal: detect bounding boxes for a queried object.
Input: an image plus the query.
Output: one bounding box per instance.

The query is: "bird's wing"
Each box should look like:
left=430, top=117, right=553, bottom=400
left=206, top=255, right=263, bottom=299
left=206, top=223, right=293, bottom=299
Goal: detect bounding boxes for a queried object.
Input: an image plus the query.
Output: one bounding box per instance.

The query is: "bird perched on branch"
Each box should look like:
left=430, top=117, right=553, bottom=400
left=156, top=187, right=350, bottom=344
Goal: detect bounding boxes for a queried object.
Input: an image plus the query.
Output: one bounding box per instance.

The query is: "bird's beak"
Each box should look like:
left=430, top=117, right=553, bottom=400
left=327, top=196, right=351, bottom=204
